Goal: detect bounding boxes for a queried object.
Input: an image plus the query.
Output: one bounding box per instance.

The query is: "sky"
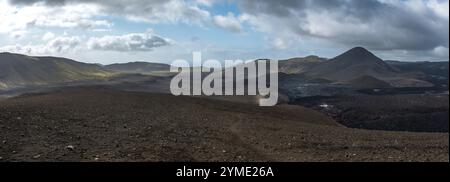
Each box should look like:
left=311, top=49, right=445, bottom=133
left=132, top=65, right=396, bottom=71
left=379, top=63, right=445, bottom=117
left=0, top=0, right=448, bottom=64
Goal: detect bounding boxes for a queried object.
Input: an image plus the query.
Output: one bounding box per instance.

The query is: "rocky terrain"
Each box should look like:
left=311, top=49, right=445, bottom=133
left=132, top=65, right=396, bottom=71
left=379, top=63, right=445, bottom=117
left=293, top=94, right=449, bottom=132
left=0, top=89, right=448, bottom=162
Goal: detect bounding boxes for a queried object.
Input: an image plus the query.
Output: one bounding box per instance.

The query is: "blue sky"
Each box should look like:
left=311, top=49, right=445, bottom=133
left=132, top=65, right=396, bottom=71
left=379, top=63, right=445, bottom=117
left=0, top=0, right=448, bottom=64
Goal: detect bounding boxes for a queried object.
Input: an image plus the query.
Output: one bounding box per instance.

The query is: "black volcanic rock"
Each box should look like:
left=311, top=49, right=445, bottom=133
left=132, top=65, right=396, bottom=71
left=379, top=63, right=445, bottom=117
left=0, top=89, right=447, bottom=161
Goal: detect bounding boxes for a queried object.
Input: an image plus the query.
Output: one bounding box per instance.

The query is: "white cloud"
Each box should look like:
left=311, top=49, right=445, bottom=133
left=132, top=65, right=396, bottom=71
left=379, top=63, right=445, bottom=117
left=239, top=13, right=300, bottom=50
left=273, top=38, right=289, bottom=50
left=92, top=29, right=111, bottom=32
left=114, top=0, right=211, bottom=25
left=213, top=12, right=243, bottom=33
left=10, top=30, right=27, bottom=39
left=0, top=35, right=81, bottom=54
left=87, top=32, right=171, bottom=52
left=395, top=0, right=449, bottom=20
left=7, top=0, right=212, bottom=25
left=195, top=0, right=214, bottom=7
left=428, top=0, right=449, bottom=19
left=0, top=0, right=112, bottom=35
left=42, top=32, right=55, bottom=41
left=433, top=46, right=449, bottom=58
left=47, top=36, right=81, bottom=53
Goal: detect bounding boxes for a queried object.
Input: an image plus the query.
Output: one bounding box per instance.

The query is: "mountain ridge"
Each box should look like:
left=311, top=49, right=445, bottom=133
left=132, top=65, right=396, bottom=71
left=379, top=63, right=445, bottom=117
left=1, top=47, right=446, bottom=90
left=279, top=47, right=436, bottom=88
left=0, top=52, right=112, bottom=89
left=105, top=61, right=170, bottom=74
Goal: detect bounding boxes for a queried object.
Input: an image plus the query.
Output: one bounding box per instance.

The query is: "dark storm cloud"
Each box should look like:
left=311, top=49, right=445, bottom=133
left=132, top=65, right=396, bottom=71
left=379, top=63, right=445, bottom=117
left=7, top=0, right=210, bottom=24
left=238, top=0, right=449, bottom=52
left=239, top=0, right=381, bottom=20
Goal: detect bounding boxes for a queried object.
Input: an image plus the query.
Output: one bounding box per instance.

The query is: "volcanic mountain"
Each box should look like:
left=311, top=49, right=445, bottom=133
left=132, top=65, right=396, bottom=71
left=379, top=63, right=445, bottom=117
left=0, top=52, right=111, bottom=89
left=308, top=47, right=395, bottom=77
left=303, top=47, right=433, bottom=87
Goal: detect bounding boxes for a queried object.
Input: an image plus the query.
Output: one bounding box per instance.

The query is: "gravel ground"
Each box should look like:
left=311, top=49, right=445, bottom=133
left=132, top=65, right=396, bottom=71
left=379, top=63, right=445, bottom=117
left=0, top=89, right=448, bottom=162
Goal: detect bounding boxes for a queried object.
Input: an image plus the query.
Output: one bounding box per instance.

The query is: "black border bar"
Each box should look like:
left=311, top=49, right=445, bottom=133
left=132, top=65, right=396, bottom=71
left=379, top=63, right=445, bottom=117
left=0, top=162, right=448, bottom=180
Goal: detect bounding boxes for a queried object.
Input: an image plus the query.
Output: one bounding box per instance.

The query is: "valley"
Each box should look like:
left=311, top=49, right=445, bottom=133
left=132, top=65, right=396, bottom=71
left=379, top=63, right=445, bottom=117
left=0, top=47, right=448, bottom=161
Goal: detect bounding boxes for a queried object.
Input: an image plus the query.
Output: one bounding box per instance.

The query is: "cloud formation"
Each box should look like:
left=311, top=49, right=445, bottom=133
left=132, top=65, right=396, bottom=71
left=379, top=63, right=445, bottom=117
left=0, top=35, right=81, bottom=54
left=7, top=0, right=211, bottom=25
left=213, top=12, right=243, bottom=33
left=2, top=0, right=449, bottom=61
left=0, top=1, right=111, bottom=34
left=87, top=32, right=171, bottom=52
left=237, top=0, right=449, bottom=53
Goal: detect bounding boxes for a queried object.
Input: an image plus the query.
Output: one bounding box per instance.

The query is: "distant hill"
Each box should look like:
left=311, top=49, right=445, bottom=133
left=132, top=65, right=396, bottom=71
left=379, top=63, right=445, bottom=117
left=1, top=48, right=446, bottom=91
left=277, top=47, right=438, bottom=88
left=306, top=47, right=398, bottom=81
left=279, top=55, right=325, bottom=74
left=0, top=52, right=111, bottom=89
left=386, top=60, right=449, bottom=88
left=301, top=47, right=433, bottom=87
left=105, top=62, right=170, bottom=74
left=386, top=60, right=449, bottom=78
